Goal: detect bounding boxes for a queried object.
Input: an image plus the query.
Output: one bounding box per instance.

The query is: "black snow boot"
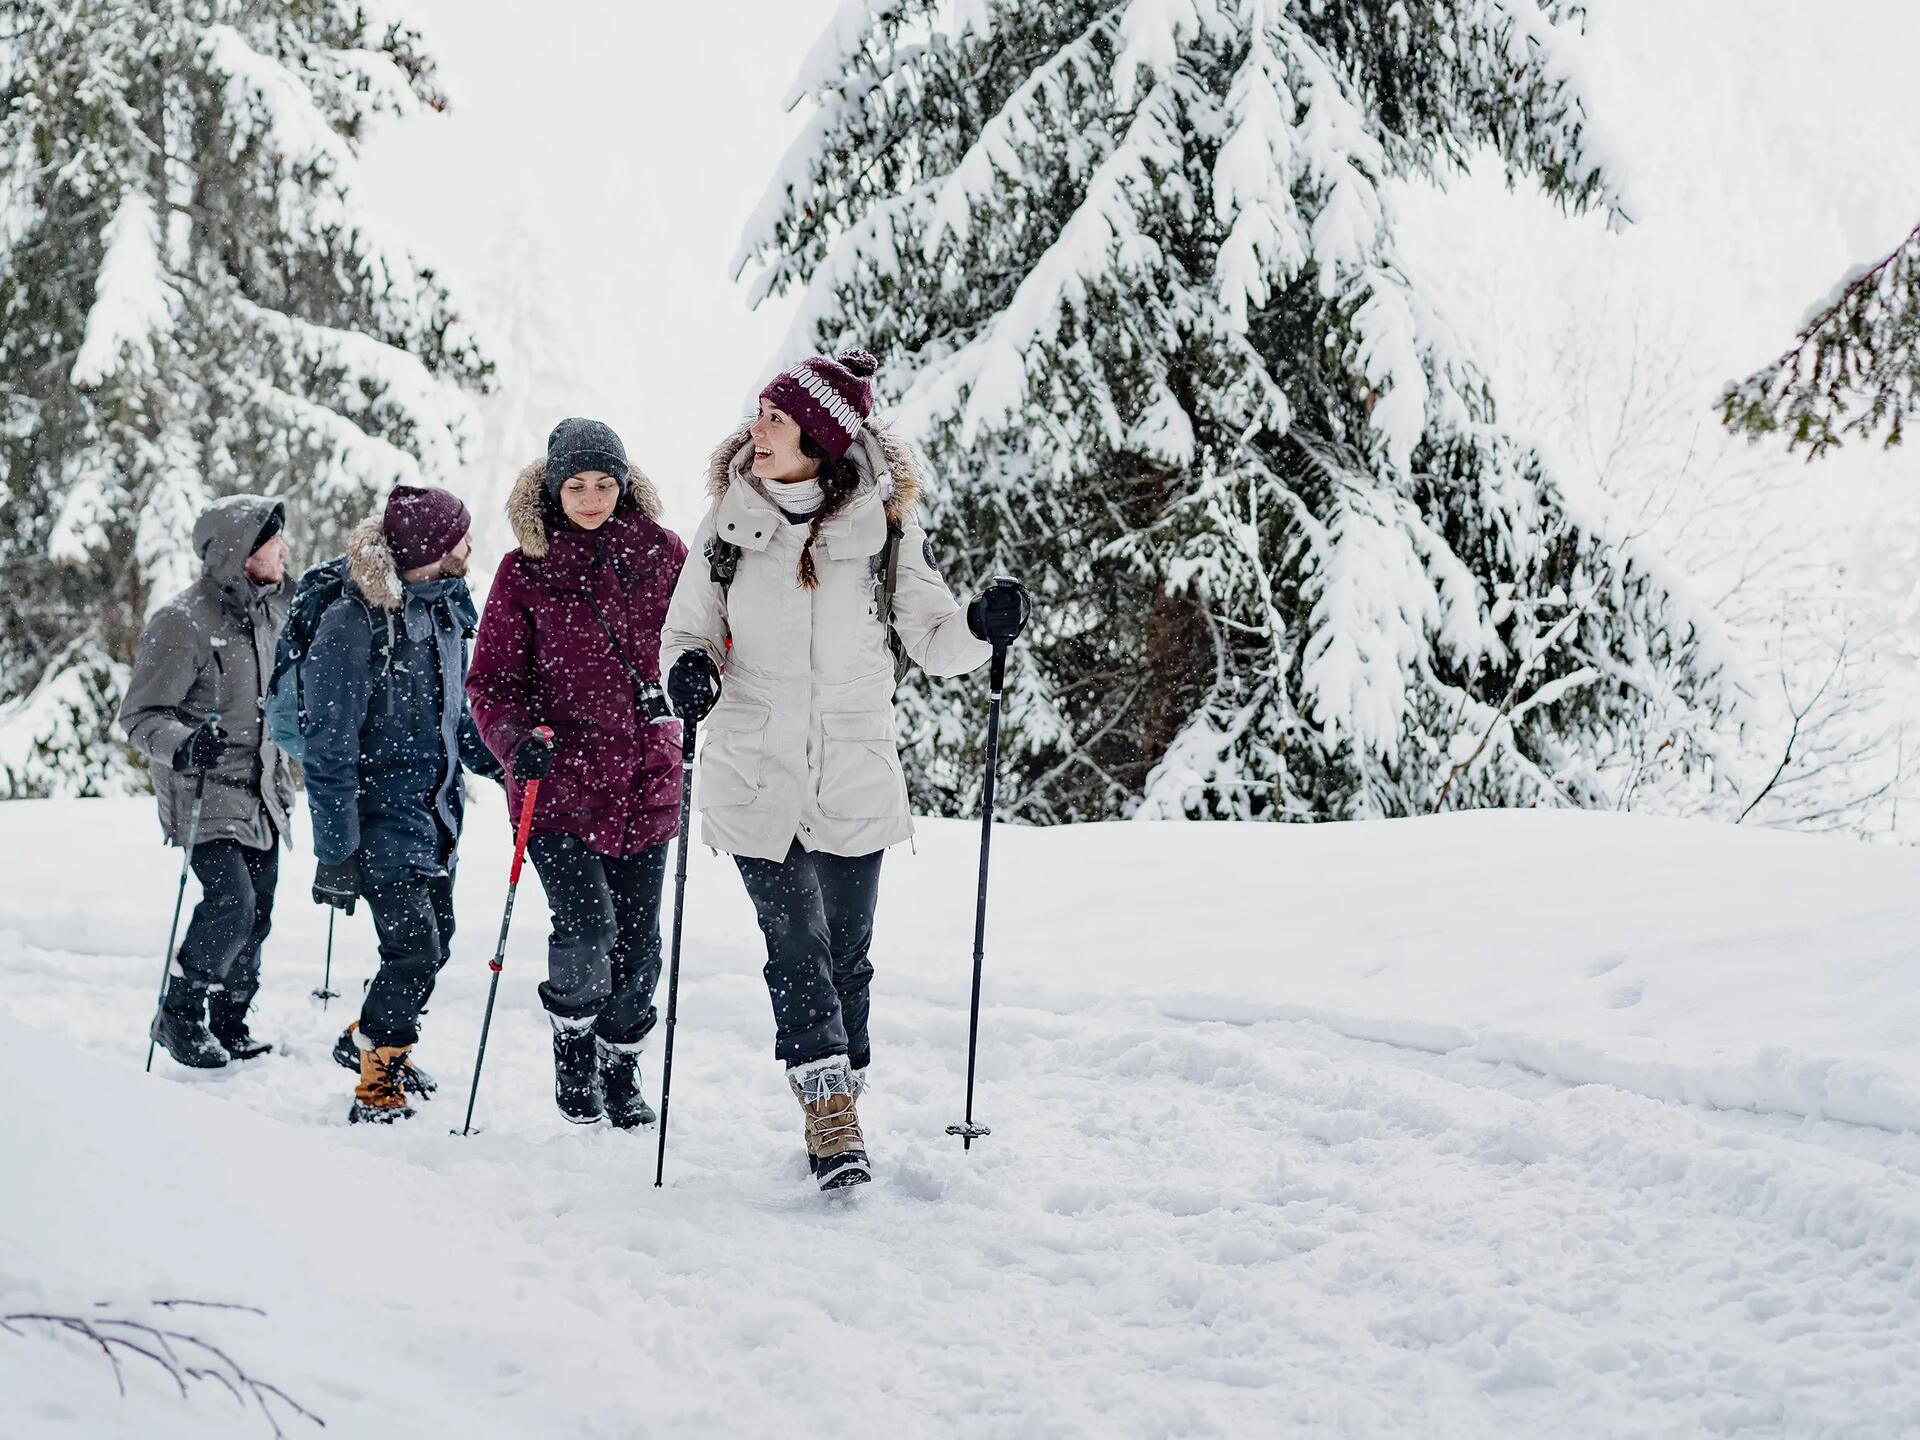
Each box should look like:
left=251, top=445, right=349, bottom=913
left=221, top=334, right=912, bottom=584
left=551, top=1015, right=603, bottom=1125
left=332, top=1023, right=436, bottom=1097
left=595, top=1035, right=655, bottom=1130
left=150, top=977, right=229, bottom=1070
left=208, top=994, right=272, bottom=1060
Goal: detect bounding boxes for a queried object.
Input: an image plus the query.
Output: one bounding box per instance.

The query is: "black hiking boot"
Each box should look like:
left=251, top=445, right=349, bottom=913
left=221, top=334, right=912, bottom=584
left=333, top=1023, right=436, bottom=1097
left=595, top=1035, right=656, bottom=1130
left=150, top=978, right=229, bottom=1069
left=551, top=1015, right=602, bottom=1125
left=208, top=995, right=272, bottom=1060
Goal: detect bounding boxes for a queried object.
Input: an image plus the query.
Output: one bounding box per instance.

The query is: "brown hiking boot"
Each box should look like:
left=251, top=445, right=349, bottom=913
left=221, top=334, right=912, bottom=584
left=788, top=1056, right=871, bottom=1191
left=348, top=1037, right=417, bottom=1125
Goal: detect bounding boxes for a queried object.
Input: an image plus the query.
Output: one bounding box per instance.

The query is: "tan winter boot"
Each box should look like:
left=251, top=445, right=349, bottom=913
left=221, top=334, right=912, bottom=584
left=788, top=1055, right=870, bottom=1191
left=348, top=1037, right=417, bottom=1125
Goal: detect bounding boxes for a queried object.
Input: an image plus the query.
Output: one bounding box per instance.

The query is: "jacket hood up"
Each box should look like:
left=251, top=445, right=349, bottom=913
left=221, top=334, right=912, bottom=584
left=194, top=494, right=284, bottom=588
left=506, top=457, right=664, bottom=561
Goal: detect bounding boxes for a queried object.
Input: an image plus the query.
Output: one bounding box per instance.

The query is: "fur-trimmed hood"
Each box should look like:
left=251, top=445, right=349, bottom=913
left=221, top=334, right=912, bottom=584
left=507, top=457, right=664, bottom=561
left=705, top=417, right=921, bottom=526
left=345, top=513, right=480, bottom=643
left=346, top=517, right=405, bottom=611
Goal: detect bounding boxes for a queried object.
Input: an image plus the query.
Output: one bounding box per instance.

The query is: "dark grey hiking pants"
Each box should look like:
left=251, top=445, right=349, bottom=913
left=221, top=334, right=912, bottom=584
left=527, top=834, right=669, bottom=1046
left=735, top=839, right=883, bottom=1069
left=173, top=839, right=279, bottom=1016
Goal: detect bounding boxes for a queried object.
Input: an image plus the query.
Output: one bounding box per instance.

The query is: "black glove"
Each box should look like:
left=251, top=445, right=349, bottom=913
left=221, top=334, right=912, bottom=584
left=967, top=576, right=1033, bottom=646
left=513, top=731, right=554, bottom=781
left=312, top=858, right=360, bottom=915
left=667, top=650, right=721, bottom=724
left=172, top=720, right=225, bottom=774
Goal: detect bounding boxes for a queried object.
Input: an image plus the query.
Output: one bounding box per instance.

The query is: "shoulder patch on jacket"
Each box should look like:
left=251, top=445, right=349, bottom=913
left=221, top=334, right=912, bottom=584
left=921, top=536, right=936, bottom=569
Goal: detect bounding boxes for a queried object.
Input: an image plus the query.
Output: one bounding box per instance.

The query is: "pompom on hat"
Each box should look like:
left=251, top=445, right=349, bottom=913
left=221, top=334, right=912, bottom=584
left=758, top=350, right=878, bottom=460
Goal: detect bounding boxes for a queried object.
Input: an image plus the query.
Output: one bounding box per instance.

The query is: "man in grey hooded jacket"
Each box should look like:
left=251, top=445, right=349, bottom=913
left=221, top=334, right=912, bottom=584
left=120, top=494, right=295, bottom=1068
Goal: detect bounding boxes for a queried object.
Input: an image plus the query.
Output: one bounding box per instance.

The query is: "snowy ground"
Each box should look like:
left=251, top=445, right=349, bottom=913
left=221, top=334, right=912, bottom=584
left=5, top=799, right=1920, bottom=1436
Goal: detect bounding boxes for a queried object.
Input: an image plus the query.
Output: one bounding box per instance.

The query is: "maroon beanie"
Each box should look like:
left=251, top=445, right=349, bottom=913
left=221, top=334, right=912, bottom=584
left=383, top=484, right=471, bottom=572
left=759, top=350, right=878, bottom=459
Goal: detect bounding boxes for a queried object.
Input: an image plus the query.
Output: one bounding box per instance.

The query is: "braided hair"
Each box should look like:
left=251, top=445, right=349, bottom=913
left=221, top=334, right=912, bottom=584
left=794, top=432, right=859, bottom=590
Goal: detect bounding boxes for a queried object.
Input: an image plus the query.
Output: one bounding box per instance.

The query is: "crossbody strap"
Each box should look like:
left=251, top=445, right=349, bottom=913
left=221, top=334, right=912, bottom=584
left=581, top=590, right=672, bottom=722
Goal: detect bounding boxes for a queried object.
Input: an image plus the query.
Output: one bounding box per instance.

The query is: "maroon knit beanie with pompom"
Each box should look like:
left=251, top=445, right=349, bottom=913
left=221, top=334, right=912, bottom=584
left=758, top=350, right=878, bottom=459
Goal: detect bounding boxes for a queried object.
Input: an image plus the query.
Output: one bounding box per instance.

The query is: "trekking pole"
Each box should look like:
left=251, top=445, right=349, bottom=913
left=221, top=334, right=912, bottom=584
left=654, top=717, right=698, bottom=1187
left=456, top=726, right=550, bottom=1137
left=312, top=911, right=339, bottom=1006
left=948, top=644, right=1010, bottom=1149
left=146, top=719, right=216, bottom=1074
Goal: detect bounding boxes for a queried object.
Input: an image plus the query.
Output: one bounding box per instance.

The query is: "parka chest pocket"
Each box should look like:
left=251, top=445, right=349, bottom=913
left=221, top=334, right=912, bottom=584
left=700, top=700, right=772, bottom=809
left=817, top=711, right=905, bottom=821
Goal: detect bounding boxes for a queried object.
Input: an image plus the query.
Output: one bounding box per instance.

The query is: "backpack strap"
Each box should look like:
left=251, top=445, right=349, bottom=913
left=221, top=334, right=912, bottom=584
left=879, top=522, right=909, bottom=684
left=705, top=534, right=741, bottom=591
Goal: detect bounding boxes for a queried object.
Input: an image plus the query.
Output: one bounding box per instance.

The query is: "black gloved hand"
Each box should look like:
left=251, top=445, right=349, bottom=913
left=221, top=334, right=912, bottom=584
left=312, top=857, right=360, bottom=915
left=667, top=650, right=721, bottom=724
left=173, top=720, right=225, bottom=774
left=513, top=731, right=554, bottom=781
left=967, top=576, right=1033, bottom=646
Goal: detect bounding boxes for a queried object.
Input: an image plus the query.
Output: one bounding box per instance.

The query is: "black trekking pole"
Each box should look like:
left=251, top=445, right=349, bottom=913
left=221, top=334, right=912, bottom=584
left=312, top=911, right=339, bottom=1006
left=456, top=727, right=551, bottom=1137
left=948, top=644, right=1010, bottom=1149
left=654, top=718, right=698, bottom=1188
left=146, top=718, right=216, bottom=1074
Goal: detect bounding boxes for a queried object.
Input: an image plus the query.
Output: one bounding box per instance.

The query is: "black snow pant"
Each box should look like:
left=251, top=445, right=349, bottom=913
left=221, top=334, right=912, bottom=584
left=357, top=871, right=456, bottom=1049
left=171, top=839, right=279, bottom=1024
left=527, top=834, right=669, bottom=1046
left=734, top=839, right=884, bottom=1070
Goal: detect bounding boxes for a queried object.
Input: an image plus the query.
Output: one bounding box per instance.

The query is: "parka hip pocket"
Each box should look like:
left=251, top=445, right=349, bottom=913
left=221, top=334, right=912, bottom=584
left=816, top=711, right=905, bottom=821
left=699, top=701, right=771, bottom=809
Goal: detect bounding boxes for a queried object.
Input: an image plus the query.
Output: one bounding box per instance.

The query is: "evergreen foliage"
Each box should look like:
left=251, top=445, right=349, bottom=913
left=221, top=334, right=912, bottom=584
left=1722, top=219, right=1920, bottom=459
left=739, top=0, right=1739, bottom=822
left=0, top=0, right=491, bottom=795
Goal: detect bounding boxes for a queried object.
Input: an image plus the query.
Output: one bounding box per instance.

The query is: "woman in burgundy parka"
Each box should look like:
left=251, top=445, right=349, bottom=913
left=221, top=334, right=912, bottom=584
left=468, top=418, right=689, bottom=1128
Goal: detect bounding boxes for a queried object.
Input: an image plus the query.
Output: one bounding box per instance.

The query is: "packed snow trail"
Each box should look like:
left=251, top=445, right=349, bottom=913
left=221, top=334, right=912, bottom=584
left=4, top=800, right=1920, bottom=1436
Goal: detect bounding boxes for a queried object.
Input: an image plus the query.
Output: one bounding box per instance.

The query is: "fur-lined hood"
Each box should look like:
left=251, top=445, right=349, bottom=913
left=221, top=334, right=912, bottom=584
left=705, top=418, right=921, bottom=526
left=346, top=517, right=406, bottom=611
left=506, top=457, right=664, bottom=561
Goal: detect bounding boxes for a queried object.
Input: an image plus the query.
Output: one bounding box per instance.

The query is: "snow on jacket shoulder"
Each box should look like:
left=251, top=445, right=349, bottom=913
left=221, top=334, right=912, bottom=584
left=660, top=419, right=989, bottom=862
left=468, top=458, right=688, bottom=857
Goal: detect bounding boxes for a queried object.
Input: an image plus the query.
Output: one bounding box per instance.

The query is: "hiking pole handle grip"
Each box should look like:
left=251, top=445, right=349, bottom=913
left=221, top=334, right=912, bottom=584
left=508, top=774, right=542, bottom=890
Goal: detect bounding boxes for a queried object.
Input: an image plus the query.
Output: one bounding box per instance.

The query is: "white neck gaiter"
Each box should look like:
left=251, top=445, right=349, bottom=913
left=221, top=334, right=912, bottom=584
left=767, top=477, right=824, bottom=517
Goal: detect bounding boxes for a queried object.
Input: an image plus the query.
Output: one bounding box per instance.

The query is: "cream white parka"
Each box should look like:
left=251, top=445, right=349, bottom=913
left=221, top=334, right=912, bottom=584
left=660, top=422, right=990, bottom=862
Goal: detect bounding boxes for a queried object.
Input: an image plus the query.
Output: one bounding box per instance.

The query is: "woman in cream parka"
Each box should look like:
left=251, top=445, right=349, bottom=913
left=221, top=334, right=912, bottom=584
left=660, top=349, right=1030, bottom=1191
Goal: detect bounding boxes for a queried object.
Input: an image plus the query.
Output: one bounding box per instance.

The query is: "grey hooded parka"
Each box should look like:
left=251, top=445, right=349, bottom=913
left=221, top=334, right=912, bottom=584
left=118, top=494, right=295, bottom=851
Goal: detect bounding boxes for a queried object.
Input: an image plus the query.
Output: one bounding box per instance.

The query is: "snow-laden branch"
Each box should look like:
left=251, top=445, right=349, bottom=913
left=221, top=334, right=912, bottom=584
left=70, top=190, right=178, bottom=391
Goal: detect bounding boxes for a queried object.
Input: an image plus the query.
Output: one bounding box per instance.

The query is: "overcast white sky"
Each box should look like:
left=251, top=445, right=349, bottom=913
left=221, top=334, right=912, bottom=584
left=362, top=0, right=836, bottom=533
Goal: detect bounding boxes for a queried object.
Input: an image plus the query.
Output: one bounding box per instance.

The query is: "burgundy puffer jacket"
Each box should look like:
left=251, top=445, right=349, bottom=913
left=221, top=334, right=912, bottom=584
left=468, top=459, right=689, bottom=856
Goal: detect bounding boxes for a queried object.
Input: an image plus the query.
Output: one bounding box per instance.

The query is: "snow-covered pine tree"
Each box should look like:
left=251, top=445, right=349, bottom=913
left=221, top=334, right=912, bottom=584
left=0, top=0, right=490, bottom=796
left=1722, top=219, right=1920, bottom=459
left=737, top=0, right=1742, bottom=822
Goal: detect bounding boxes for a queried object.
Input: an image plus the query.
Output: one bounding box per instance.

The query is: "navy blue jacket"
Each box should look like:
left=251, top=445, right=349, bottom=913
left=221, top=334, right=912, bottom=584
left=303, top=517, right=503, bottom=887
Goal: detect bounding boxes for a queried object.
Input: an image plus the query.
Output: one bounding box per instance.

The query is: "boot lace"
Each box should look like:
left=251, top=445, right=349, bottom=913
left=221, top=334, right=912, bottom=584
left=795, top=1065, right=864, bottom=1152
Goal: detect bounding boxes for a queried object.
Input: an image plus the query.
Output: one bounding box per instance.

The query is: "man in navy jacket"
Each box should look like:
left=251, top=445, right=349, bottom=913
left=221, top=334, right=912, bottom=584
left=304, top=484, right=502, bottom=1124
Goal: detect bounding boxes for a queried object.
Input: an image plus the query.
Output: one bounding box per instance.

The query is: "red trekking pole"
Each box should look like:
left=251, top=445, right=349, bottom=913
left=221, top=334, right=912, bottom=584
left=457, top=726, right=550, bottom=1137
